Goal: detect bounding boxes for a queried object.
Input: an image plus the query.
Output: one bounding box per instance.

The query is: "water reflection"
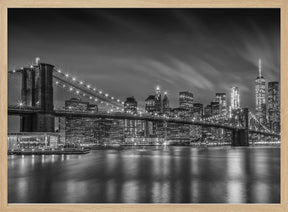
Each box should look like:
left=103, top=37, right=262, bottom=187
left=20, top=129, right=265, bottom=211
left=8, top=146, right=280, bottom=203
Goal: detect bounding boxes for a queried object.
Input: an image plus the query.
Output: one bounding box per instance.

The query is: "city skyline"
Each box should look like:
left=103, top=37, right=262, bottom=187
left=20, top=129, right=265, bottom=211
left=8, top=9, right=280, bottom=111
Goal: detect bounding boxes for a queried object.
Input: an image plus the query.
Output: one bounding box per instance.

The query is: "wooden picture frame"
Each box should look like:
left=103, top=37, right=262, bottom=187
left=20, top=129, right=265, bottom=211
left=0, top=0, right=287, bottom=211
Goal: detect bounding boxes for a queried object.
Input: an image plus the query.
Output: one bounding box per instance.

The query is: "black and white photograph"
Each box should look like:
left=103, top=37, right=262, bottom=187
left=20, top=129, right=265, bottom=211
left=7, top=8, right=280, bottom=204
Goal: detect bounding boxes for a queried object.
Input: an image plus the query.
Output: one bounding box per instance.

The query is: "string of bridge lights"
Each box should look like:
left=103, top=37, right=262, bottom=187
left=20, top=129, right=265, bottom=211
left=53, top=68, right=125, bottom=106
left=54, top=79, right=125, bottom=112
left=53, top=68, right=149, bottom=114
left=54, top=76, right=147, bottom=114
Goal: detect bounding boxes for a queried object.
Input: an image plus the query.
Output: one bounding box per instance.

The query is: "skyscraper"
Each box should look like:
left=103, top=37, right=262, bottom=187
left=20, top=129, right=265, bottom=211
left=268, top=81, right=280, bottom=132
left=192, top=103, right=203, bottom=119
left=179, top=91, right=194, bottom=109
left=124, top=97, right=139, bottom=137
left=162, top=91, right=170, bottom=114
left=145, top=85, right=163, bottom=114
left=211, top=101, right=220, bottom=115
left=255, top=59, right=267, bottom=124
left=204, top=104, right=212, bottom=117
left=215, top=93, right=227, bottom=113
left=155, top=85, right=162, bottom=114
left=230, top=87, right=240, bottom=110
left=124, top=96, right=138, bottom=114
left=145, top=95, right=156, bottom=113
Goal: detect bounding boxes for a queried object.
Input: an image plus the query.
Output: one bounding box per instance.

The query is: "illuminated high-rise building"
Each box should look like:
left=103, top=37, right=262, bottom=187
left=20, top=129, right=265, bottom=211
left=192, top=103, right=203, bottom=119
left=145, top=85, right=163, bottom=114
left=211, top=101, right=220, bottom=115
left=124, top=96, right=138, bottom=114
left=230, top=87, right=240, bottom=110
left=268, top=81, right=280, bottom=132
left=155, top=85, right=162, bottom=114
left=145, top=95, right=156, bottom=113
left=155, top=85, right=161, bottom=98
left=179, top=91, right=194, bottom=109
left=124, top=96, right=139, bottom=137
left=215, top=93, right=227, bottom=113
left=204, top=104, right=212, bottom=117
left=255, top=59, right=267, bottom=124
left=162, top=91, right=170, bottom=114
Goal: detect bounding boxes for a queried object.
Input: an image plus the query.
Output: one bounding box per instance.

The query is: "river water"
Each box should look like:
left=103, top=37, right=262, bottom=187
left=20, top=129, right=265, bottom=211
left=8, top=146, right=280, bottom=203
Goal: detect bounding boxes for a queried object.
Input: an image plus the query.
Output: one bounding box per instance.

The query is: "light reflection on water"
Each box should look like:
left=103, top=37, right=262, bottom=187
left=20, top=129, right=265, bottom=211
left=8, top=146, right=280, bottom=203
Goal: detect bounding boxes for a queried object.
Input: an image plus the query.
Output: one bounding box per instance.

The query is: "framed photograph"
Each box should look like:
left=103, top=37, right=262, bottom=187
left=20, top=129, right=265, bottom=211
left=0, top=0, right=287, bottom=212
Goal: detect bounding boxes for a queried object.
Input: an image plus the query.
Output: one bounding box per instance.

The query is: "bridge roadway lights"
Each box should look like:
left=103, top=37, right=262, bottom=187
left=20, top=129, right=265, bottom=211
left=232, top=129, right=249, bottom=146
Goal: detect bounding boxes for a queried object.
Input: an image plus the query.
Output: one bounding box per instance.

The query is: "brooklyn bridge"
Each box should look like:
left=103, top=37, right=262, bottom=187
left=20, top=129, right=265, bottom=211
left=8, top=59, right=280, bottom=147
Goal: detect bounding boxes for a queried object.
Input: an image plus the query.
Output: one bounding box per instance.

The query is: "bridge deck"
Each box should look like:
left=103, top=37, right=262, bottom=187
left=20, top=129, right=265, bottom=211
left=8, top=106, right=279, bottom=137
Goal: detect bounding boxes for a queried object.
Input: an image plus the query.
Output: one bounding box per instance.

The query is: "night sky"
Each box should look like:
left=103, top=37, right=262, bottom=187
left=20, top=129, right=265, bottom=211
left=8, top=9, right=280, bottom=131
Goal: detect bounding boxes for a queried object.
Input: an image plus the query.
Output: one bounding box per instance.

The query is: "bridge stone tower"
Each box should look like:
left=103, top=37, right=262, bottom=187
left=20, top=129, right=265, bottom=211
left=232, top=108, right=249, bottom=146
left=20, top=60, right=55, bottom=132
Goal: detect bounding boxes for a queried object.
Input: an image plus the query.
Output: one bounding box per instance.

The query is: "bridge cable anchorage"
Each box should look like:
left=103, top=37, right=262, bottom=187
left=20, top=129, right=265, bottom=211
left=53, top=68, right=148, bottom=114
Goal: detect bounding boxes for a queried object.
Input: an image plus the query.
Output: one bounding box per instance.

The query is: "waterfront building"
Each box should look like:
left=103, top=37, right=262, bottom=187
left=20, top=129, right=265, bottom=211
left=124, top=97, right=144, bottom=138
left=268, top=81, right=280, bottom=132
left=215, top=93, right=227, bottom=113
left=104, top=119, right=125, bottom=144
left=124, top=96, right=138, bottom=114
left=8, top=132, right=59, bottom=150
left=255, top=59, right=267, bottom=124
left=179, top=91, right=194, bottom=109
left=64, top=98, right=89, bottom=144
left=231, top=86, right=240, bottom=110
left=63, top=98, right=101, bottom=145
left=191, top=103, right=203, bottom=141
